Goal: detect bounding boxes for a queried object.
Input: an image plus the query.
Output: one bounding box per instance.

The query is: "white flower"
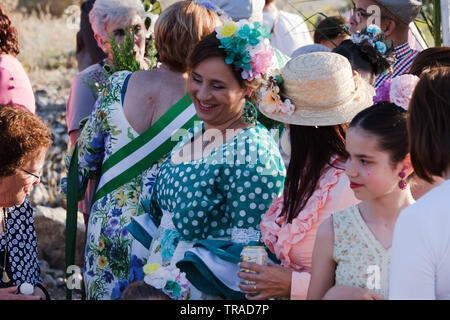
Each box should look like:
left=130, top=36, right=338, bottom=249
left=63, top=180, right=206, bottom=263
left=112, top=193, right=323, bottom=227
left=236, top=19, right=250, bottom=30
left=144, top=266, right=172, bottom=289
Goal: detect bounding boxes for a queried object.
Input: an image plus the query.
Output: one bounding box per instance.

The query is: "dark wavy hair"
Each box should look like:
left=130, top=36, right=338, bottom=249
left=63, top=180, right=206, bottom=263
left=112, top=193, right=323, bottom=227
left=188, top=32, right=262, bottom=101
left=333, top=39, right=391, bottom=83
left=281, top=124, right=348, bottom=223
left=349, top=102, right=409, bottom=166
left=408, top=67, right=450, bottom=182
left=0, top=4, right=19, bottom=56
left=314, top=16, right=348, bottom=45
left=409, top=46, right=450, bottom=76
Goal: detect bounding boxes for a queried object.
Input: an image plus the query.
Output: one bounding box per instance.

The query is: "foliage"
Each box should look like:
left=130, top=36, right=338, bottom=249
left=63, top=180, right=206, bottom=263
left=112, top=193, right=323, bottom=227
left=85, top=1, right=160, bottom=98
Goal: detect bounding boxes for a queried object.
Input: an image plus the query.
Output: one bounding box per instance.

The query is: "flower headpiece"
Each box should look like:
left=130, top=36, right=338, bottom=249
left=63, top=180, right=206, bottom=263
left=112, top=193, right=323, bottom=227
left=215, top=19, right=274, bottom=81
left=258, top=70, right=295, bottom=116
left=373, top=74, right=420, bottom=110
left=350, top=24, right=395, bottom=75
left=143, top=263, right=190, bottom=300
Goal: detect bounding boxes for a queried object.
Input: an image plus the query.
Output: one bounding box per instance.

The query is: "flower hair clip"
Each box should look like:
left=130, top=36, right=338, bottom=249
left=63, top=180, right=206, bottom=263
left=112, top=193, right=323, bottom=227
left=215, top=19, right=274, bottom=81
left=373, top=74, right=420, bottom=110
left=259, top=70, right=295, bottom=115
left=143, top=263, right=191, bottom=300
left=350, top=24, right=395, bottom=75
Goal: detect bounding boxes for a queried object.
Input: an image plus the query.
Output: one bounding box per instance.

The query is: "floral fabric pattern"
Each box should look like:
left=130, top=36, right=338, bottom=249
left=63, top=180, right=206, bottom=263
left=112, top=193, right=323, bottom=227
left=333, top=205, right=391, bottom=299
left=65, top=71, right=161, bottom=300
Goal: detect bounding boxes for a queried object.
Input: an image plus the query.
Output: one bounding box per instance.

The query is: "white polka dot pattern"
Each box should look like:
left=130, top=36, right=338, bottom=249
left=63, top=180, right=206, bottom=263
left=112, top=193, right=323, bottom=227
left=0, top=200, right=41, bottom=288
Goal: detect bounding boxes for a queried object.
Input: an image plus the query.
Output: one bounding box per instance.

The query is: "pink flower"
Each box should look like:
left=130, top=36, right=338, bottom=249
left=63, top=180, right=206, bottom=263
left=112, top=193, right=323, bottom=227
left=389, top=74, right=420, bottom=110
left=280, top=99, right=295, bottom=115
left=250, top=48, right=274, bottom=76
left=241, top=69, right=257, bottom=81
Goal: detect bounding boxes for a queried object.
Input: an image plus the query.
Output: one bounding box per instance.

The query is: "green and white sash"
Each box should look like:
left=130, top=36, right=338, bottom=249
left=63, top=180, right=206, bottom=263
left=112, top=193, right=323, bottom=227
left=66, top=93, right=197, bottom=299
left=92, top=94, right=197, bottom=203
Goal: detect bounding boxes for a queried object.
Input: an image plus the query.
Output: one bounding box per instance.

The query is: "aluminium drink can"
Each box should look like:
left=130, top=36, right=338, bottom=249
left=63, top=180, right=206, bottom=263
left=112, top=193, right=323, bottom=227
left=240, top=246, right=268, bottom=285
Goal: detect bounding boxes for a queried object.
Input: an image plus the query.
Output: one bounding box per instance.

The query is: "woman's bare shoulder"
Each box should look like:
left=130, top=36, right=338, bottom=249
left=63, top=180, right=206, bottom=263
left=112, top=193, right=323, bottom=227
left=316, top=215, right=334, bottom=242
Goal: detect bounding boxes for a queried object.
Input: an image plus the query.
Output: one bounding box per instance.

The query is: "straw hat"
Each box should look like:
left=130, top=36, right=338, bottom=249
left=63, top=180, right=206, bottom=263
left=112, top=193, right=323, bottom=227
left=259, top=52, right=375, bottom=126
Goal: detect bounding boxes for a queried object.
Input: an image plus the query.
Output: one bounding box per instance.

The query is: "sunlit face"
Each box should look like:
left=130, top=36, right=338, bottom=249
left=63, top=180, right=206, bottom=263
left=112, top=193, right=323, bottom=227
left=349, top=0, right=380, bottom=33
left=0, top=147, right=47, bottom=208
left=344, top=127, right=406, bottom=201
left=99, top=14, right=146, bottom=63
left=188, top=56, right=249, bottom=128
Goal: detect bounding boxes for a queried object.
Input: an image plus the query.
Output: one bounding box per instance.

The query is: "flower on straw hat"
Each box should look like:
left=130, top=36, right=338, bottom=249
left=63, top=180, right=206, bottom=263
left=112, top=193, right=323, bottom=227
left=259, top=71, right=295, bottom=116
left=258, top=52, right=376, bottom=126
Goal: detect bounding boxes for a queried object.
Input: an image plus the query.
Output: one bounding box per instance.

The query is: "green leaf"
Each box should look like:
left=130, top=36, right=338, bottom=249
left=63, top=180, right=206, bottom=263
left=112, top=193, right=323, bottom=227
left=143, top=0, right=151, bottom=11
left=145, top=17, right=152, bottom=31
left=151, top=1, right=161, bottom=14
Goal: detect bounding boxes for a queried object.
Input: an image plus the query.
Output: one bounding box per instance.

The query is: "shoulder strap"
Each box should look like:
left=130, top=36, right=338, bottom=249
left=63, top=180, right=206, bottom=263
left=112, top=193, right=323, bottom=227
left=65, top=143, right=83, bottom=300
left=92, top=94, right=198, bottom=204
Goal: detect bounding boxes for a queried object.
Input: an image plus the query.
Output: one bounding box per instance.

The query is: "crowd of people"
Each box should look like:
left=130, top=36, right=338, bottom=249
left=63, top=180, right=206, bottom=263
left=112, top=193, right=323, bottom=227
left=0, top=0, right=450, bottom=300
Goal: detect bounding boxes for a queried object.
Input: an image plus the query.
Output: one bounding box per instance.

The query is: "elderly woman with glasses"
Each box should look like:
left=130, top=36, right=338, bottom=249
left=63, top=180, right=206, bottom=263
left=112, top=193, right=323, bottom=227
left=66, top=0, right=152, bottom=228
left=0, top=105, right=52, bottom=300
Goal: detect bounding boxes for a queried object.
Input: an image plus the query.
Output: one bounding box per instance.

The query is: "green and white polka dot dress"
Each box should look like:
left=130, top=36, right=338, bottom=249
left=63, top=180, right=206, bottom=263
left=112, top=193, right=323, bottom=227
left=145, top=121, right=286, bottom=277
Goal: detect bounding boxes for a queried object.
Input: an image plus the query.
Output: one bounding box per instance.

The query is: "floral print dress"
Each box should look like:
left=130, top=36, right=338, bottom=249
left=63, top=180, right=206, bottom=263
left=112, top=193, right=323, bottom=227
left=65, top=71, right=160, bottom=300
left=144, top=121, right=286, bottom=299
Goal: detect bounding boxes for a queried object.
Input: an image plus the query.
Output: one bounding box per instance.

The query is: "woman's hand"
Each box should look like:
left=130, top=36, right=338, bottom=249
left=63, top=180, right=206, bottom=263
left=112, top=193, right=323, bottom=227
left=237, top=262, right=292, bottom=300
left=322, top=285, right=384, bottom=300
left=0, top=286, right=41, bottom=300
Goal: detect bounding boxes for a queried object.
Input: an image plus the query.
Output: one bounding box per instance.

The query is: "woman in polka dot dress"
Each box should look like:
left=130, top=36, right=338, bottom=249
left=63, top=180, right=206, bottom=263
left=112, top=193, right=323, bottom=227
left=140, top=32, right=286, bottom=299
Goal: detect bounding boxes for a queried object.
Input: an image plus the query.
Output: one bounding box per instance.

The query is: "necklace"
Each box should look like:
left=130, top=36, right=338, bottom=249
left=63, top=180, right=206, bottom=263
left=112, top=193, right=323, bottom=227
left=0, top=209, right=10, bottom=283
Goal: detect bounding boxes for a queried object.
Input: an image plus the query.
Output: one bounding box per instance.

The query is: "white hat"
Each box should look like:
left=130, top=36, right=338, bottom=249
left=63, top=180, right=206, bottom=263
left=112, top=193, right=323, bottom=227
left=209, top=0, right=265, bottom=22
left=259, top=52, right=375, bottom=126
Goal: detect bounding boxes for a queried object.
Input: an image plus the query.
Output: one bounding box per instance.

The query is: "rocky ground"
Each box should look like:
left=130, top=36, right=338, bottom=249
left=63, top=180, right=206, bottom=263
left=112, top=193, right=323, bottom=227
left=28, top=67, right=84, bottom=300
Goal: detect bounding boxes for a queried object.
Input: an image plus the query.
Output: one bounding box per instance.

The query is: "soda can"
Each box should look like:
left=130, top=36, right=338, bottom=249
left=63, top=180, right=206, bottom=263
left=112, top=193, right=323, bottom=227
left=240, top=246, right=268, bottom=285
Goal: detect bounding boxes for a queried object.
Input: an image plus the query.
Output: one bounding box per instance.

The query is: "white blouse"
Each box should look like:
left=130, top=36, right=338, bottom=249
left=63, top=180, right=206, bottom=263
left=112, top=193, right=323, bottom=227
left=389, top=179, right=450, bottom=300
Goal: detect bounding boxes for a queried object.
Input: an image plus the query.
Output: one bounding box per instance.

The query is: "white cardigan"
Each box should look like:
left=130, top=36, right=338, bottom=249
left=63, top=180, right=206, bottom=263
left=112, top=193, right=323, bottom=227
left=389, top=179, right=450, bottom=300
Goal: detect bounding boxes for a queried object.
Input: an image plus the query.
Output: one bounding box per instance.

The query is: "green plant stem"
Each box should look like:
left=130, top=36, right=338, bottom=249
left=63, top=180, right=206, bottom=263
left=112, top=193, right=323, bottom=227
left=434, top=0, right=442, bottom=46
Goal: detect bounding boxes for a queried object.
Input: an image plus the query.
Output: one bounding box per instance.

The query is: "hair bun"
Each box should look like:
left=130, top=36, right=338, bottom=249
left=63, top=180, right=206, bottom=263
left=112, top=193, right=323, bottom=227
left=350, top=25, right=395, bottom=75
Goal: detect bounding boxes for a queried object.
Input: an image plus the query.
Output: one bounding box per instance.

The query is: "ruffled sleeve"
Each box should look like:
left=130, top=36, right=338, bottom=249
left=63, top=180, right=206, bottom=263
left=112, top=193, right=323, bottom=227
left=260, top=161, right=343, bottom=269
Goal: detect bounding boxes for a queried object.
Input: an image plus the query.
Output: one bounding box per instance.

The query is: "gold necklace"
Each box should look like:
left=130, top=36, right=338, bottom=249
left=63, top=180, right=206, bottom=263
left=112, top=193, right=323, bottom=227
left=0, top=209, right=10, bottom=283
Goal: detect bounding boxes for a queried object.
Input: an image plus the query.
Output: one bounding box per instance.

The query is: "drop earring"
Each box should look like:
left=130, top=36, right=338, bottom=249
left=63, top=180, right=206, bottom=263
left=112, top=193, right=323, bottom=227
left=242, top=95, right=258, bottom=125
left=398, top=171, right=407, bottom=190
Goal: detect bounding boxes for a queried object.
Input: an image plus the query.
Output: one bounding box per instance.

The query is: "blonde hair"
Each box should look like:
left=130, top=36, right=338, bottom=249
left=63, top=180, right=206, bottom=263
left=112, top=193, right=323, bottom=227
left=89, top=0, right=146, bottom=40
left=154, top=0, right=221, bottom=73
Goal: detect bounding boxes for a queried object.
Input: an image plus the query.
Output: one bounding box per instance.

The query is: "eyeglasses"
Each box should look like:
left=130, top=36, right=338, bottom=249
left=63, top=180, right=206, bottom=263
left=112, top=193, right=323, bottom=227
left=350, top=6, right=373, bottom=24
left=22, top=169, right=41, bottom=182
